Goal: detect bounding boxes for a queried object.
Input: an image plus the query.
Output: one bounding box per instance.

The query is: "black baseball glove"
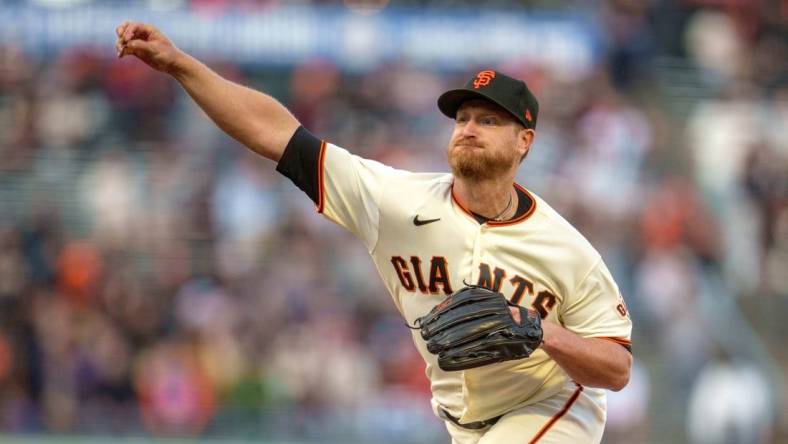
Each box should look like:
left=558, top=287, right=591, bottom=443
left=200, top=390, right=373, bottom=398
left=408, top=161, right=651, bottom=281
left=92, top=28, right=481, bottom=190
left=416, top=285, right=543, bottom=371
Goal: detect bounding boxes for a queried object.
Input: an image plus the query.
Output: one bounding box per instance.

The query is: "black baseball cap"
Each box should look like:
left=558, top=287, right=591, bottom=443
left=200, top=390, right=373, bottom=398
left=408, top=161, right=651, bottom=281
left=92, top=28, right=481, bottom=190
left=437, top=70, right=538, bottom=129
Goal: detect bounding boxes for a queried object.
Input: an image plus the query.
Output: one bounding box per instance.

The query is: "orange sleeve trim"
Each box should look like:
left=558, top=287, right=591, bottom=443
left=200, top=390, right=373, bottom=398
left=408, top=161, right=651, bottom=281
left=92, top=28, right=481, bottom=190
left=597, top=337, right=632, bottom=346
left=596, top=337, right=632, bottom=352
left=316, top=140, right=326, bottom=213
left=528, top=384, right=583, bottom=444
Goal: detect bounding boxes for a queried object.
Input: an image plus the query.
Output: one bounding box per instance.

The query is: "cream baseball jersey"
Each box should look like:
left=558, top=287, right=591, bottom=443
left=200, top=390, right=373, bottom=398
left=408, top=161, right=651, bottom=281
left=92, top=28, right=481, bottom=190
left=277, top=127, right=632, bottom=425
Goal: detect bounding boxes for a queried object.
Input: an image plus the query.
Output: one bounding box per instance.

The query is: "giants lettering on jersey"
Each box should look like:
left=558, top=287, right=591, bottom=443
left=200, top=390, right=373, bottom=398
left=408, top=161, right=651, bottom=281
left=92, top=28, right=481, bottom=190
left=390, top=257, right=558, bottom=317
left=391, top=256, right=453, bottom=294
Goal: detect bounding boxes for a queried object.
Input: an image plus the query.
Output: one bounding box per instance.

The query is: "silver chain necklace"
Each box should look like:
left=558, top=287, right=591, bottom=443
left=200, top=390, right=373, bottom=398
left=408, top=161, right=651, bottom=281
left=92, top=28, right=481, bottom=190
left=491, top=191, right=514, bottom=221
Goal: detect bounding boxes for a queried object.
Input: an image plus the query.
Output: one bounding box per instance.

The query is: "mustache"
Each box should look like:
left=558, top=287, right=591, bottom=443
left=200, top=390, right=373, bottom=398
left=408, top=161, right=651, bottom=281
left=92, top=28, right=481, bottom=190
left=452, top=138, right=485, bottom=148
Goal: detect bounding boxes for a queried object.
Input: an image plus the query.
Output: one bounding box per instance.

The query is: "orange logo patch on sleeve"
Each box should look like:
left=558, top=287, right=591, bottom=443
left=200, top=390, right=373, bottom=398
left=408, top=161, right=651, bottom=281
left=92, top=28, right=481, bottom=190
left=473, top=70, right=496, bottom=89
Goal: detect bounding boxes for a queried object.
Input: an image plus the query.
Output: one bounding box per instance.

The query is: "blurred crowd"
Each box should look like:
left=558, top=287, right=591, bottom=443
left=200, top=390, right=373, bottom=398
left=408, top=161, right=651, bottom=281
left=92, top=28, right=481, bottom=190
left=0, top=1, right=786, bottom=443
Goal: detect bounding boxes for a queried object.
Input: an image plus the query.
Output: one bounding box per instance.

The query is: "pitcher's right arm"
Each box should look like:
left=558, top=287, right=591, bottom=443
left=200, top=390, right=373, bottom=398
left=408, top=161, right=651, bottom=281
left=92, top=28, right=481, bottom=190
left=116, top=21, right=299, bottom=162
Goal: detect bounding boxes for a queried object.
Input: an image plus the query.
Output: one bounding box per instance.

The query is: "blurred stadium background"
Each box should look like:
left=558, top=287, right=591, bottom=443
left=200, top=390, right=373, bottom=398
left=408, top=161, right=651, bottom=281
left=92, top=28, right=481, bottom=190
left=0, top=0, right=786, bottom=443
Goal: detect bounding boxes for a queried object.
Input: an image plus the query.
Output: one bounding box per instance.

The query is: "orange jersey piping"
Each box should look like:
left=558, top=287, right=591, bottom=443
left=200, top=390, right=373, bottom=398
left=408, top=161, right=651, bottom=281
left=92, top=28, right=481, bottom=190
left=450, top=185, right=475, bottom=219
left=450, top=182, right=537, bottom=226
left=316, top=140, right=326, bottom=213
left=527, top=384, right=584, bottom=444
left=487, top=183, right=537, bottom=226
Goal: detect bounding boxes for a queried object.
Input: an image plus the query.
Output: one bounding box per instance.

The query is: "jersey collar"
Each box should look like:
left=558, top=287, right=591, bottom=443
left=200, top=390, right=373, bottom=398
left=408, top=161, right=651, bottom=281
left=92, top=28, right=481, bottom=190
left=450, top=182, right=537, bottom=227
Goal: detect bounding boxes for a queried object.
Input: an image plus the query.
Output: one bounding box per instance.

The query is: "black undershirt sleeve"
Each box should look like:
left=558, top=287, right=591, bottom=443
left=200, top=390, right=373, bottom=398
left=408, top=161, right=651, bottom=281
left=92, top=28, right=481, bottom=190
left=275, top=126, right=323, bottom=205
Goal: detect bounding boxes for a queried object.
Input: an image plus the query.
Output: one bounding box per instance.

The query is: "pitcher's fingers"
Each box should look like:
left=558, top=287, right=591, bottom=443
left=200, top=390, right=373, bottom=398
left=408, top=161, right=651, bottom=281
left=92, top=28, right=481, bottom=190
left=122, top=23, right=136, bottom=43
left=122, top=22, right=142, bottom=43
left=125, top=39, right=155, bottom=56
left=510, top=306, right=521, bottom=324
left=123, top=23, right=155, bottom=43
left=116, top=21, right=130, bottom=38
left=116, top=40, right=128, bottom=58
left=119, top=21, right=141, bottom=41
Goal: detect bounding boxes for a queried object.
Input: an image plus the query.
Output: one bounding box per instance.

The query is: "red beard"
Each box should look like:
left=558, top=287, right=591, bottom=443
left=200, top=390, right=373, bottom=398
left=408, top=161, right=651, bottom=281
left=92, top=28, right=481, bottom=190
left=448, top=142, right=517, bottom=181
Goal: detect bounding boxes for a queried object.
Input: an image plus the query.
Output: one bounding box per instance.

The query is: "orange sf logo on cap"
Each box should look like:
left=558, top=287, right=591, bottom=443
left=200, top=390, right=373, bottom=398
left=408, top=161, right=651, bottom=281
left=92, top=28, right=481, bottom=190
left=473, top=70, right=496, bottom=89
left=524, top=109, right=533, bottom=123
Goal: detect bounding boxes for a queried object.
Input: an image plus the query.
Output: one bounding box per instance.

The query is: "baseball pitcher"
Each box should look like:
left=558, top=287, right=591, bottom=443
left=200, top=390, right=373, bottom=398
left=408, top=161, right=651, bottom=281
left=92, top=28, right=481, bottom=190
left=116, top=22, right=633, bottom=444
